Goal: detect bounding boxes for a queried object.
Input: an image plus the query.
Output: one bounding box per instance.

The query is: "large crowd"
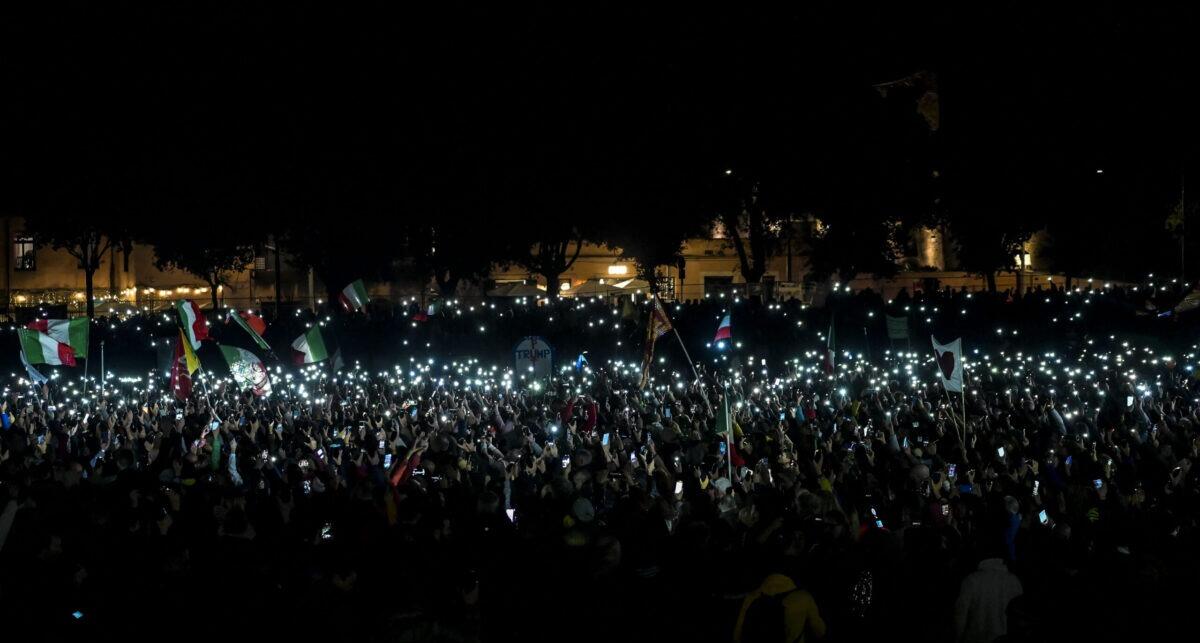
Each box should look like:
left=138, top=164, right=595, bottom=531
left=3, top=280, right=1200, bottom=642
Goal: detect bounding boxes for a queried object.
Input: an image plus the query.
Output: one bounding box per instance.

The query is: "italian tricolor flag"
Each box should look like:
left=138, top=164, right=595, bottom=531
left=339, top=279, right=369, bottom=312
left=25, top=318, right=89, bottom=358
left=19, top=328, right=79, bottom=366
left=176, top=299, right=209, bottom=349
left=291, top=327, right=328, bottom=365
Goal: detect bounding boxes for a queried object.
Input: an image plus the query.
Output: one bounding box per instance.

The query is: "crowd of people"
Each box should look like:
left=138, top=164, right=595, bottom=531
left=2, top=280, right=1200, bottom=642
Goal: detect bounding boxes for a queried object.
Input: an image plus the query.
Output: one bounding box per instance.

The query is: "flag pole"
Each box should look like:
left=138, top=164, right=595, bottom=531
left=655, top=295, right=699, bottom=382
left=960, top=362, right=969, bottom=427
left=932, top=341, right=965, bottom=448
left=724, top=378, right=732, bottom=478
left=198, top=367, right=223, bottom=424
left=671, top=325, right=700, bottom=382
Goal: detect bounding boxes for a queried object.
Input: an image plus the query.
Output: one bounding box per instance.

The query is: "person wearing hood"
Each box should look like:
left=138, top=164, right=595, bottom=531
left=733, top=571, right=826, bottom=643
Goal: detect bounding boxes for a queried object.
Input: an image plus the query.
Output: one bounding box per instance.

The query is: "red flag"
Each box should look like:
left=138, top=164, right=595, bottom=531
left=238, top=311, right=267, bottom=336
left=170, top=335, right=193, bottom=401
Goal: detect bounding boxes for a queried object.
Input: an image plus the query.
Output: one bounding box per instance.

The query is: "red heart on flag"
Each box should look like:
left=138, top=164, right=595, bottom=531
left=937, top=350, right=956, bottom=379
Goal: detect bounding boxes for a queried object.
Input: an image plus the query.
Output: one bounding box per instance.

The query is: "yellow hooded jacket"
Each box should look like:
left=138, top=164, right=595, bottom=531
left=733, top=573, right=826, bottom=643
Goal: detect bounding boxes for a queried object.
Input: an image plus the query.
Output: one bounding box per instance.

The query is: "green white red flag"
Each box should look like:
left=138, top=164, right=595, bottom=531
left=19, top=328, right=77, bottom=366
left=175, top=299, right=208, bottom=349
left=25, top=318, right=89, bottom=358
left=291, top=327, right=328, bottom=365
left=339, top=279, right=369, bottom=312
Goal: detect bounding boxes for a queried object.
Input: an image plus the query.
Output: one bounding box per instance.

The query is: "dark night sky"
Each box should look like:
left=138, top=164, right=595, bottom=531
left=2, top=4, right=1198, bottom=235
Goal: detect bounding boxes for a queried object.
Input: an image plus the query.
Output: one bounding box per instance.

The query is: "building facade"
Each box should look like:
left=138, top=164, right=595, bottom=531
left=1, top=217, right=303, bottom=315
left=6, top=213, right=1050, bottom=316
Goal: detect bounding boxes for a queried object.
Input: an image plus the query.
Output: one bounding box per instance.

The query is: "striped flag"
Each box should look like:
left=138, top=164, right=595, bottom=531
left=175, top=300, right=208, bottom=349
left=713, top=313, right=731, bottom=342
left=19, top=328, right=77, bottom=366
left=339, top=279, right=370, bottom=312
left=25, top=318, right=89, bottom=358
left=227, top=310, right=271, bottom=351
left=179, top=329, right=200, bottom=375
left=291, top=327, right=329, bottom=365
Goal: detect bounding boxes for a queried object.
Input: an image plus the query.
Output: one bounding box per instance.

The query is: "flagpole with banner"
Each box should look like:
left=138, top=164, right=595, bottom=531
left=658, top=297, right=700, bottom=381
left=931, top=334, right=967, bottom=449
left=640, top=296, right=678, bottom=389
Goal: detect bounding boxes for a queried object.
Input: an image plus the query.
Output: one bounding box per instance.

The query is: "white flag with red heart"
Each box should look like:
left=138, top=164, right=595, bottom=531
left=931, top=335, right=963, bottom=393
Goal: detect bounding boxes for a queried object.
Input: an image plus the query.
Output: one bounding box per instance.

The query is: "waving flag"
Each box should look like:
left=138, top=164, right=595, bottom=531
left=931, top=335, right=964, bottom=393
left=650, top=297, right=673, bottom=340
left=170, top=333, right=193, bottom=400
left=19, top=349, right=48, bottom=384
left=339, top=279, right=370, bottom=312
left=219, top=344, right=272, bottom=397
left=175, top=300, right=208, bottom=349
left=292, top=327, right=329, bottom=365
left=639, top=298, right=675, bottom=389
left=227, top=310, right=270, bottom=351
left=179, top=329, right=200, bottom=375
left=713, top=313, right=731, bottom=342
left=19, top=328, right=77, bottom=366
left=25, top=318, right=89, bottom=358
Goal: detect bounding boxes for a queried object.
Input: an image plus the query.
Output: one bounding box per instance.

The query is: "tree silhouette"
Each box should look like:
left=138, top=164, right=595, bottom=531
left=23, top=219, right=126, bottom=318
left=152, top=233, right=257, bottom=310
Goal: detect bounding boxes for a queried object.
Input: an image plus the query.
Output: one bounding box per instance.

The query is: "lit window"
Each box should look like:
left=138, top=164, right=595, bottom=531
left=607, top=265, right=628, bottom=276
left=13, top=236, right=35, bottom=271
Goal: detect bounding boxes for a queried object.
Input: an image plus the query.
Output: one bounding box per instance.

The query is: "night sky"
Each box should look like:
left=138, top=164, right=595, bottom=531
left=2, top=4, right=1197, bottom=275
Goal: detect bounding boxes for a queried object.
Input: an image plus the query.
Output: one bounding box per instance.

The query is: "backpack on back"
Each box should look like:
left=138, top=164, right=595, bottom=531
left=741, top=589, right=795, bottom=643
